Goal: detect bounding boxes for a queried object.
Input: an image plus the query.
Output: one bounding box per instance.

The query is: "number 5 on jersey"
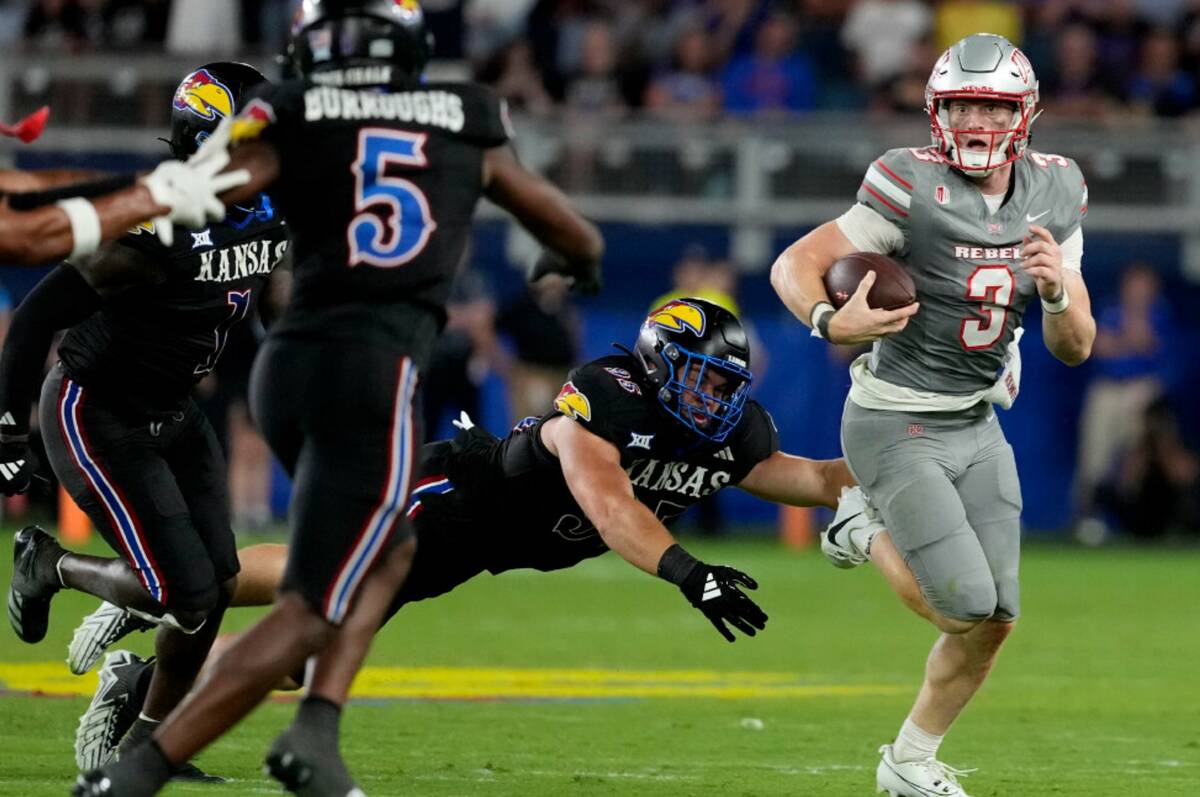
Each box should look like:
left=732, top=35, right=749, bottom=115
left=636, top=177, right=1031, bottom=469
left=960, top=265, right=1014, bottom=350
left=348, top=128, right=437, bottom=268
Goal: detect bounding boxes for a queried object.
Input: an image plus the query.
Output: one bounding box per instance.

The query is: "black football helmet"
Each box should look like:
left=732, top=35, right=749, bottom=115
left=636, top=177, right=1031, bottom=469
left=630, top=298, right=753, bottom=443
left=288, top=0, right=433, bottom=82
left=167, top=62, right=267, bottom=159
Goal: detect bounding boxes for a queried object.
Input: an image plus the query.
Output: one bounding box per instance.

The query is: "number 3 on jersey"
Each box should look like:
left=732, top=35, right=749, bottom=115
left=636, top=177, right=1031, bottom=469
left=348, top=128, right=437, bottom=268
left=960, top=265, right=1014, bottom=350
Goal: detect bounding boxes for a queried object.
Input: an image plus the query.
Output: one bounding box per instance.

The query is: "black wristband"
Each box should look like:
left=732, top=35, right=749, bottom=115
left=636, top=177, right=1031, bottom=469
left=8, top=173, right=137, bottom=211
left=656, top=543, right=700, bottom=586
left=817, top=309, right=834, bottom=341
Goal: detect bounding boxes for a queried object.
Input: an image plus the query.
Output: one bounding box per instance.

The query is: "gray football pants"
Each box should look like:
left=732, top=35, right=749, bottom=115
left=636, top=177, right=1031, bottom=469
left=840, top=399, right=1022, bottom=622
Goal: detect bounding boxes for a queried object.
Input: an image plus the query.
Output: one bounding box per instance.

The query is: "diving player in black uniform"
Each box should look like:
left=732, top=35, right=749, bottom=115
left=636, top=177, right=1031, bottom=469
left=74, top=299, right=859, bottom=793
left=0, top=62, right=289, bottom=781
left=75, top=2, right=603, bottom=795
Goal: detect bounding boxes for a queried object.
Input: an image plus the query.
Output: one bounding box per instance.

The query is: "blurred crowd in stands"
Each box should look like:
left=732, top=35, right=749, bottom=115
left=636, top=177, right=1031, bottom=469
left=10, top=0, right=1200, bottom=120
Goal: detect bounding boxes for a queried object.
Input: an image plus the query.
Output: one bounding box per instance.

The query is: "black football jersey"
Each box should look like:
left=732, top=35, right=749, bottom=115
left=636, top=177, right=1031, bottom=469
left=438, top=354, right=779, bottom=574
left=58, top=197, right=289, bottom=414
left=230, top=78, right=511, bottom=357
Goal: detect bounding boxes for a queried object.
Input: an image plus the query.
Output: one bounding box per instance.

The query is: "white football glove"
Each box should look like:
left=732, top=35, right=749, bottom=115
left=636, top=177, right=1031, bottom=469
left=984, top=327, right=1024, bottom=410
left=139, top=118, right=250, bottom=246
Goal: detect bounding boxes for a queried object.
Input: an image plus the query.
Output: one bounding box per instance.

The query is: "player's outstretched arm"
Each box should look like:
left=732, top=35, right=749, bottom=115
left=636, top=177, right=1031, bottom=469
left=483, top=145, right=605, bottom=293
left=0, top=168, right=106, bottom=194
left=543, top=415, right=768, bottom=642
left=0, top=182, right=167, bottom=265
left=738, top=452, right=856, bottom=510
left=0, top=129, right=252, bottom=265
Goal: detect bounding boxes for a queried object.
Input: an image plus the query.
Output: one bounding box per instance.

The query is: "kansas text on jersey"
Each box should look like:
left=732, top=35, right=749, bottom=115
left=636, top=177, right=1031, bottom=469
left=418, top=354, right=779, bottom=575
left=58, top=199, right=289, bottom=414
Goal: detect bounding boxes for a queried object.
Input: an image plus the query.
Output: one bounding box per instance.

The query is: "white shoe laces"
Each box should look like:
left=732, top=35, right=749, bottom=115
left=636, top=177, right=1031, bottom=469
left=915, top=757, right=976, bottom=789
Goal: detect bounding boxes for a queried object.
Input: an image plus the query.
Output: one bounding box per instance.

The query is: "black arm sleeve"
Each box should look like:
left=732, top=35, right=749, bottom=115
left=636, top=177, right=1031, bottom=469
left=0, top=265, right=103, bottom=438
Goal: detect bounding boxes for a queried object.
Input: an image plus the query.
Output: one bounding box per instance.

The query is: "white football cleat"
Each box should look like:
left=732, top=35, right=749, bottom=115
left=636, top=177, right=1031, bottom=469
left=876, top=743, right=975, bottom=797
left=821, top=486, right=883, bottom=569
left=75, top=651, right=150, bottom=771
left=68, top=601, right=151, bottom=675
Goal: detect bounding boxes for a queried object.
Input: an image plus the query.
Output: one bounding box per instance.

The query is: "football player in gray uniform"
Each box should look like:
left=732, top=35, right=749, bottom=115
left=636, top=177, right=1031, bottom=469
left=770, top=33, right=1096, bottom=797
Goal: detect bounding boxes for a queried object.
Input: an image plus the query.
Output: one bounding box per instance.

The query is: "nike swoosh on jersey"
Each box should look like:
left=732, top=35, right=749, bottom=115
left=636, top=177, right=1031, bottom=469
left=1025, top=210, right=1050, bottom=222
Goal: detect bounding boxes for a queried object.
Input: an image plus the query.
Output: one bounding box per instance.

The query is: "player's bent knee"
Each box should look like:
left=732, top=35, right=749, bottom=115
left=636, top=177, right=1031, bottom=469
left=923, top=573, right=998, bottom=625
left=931, top=614, right=981, bottom=635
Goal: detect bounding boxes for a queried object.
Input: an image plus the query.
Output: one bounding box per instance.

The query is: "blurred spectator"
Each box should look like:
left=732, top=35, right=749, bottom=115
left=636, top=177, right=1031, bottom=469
left=720, top=12, right=817, bottom=115
left=1135, top=0, right=1191, bottom=26
left=424, top=0, right=466, bottom=59
left=1093, top=397, right=1199, bottom=539
left=167, top=0, right=242, bottom=55
left=563, top=18, right=627, bottom=117
left=480, top=39, right=554, bottom=115
left=100, top=0, right=169, bottom=48
left=1088, top=0, right=1151, bottom=85
left=933, top=0, right=1022, bottom=51
left=1126, top=26, right=1198, bottom=116
left=23, top=0, right=94, bottom=51
left=465, top=0, right=537, bottom=62
left=497, top=275, right=580, bottom=422
left=649, top=244, right=740, bottom=315
left=841, top=0, right=931, bottom=89
left=1075, top=262, right=1174, bottom=520
left=643, top=25, right=721, bottom=120
left=423, top=270, right=504, bottom=437
left=1178, top=0, right=1200, bottom=74
left=241, top=0, right=300, bottom=55
left=871, top=38, right=939, bottom=114
left=1039, top=22, right=1121, bottom=118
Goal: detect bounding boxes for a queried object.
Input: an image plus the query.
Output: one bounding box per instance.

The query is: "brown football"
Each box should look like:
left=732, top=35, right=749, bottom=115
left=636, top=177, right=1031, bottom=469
left=823, top=252, right=917, bottom=310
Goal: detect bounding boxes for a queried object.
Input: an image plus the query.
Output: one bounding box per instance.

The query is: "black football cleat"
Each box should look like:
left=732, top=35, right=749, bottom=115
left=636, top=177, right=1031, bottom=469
left=8, top=525, right=64, bottom=643
left=73, top=738, right=174, bottom=797
left=169, top=762, right=226, bottom=784
left=265, top=726, right=365, bottom=797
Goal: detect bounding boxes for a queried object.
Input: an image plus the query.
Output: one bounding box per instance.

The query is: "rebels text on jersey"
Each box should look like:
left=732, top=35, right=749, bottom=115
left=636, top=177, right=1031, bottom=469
left=435, top=354, right=778, bottom=575
left=856, top=146, right=1088, bottom=394
left=230, top=79, right=510, bottom=355
left=58, top=200, right=289, bottom=414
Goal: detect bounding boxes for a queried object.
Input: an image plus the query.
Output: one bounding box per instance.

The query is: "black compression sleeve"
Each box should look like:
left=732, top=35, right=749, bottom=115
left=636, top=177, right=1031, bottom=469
left=5, top=173, right=137, bottom=211
left=0, top=265, right=102, bottom=438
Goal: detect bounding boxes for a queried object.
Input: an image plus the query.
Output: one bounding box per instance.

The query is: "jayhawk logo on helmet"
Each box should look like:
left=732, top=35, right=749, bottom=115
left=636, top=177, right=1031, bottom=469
left=648, top=300, right=706, bottom=337
left=554, top=382, right=592, bottom=422
left=173, top=69, right=236, bottom=122
left=394, top=0, right=424, bottom=19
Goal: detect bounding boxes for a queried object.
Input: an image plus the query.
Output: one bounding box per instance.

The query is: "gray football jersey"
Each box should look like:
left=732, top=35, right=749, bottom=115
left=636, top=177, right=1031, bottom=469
left=856, top=146, right=1088, bottom=394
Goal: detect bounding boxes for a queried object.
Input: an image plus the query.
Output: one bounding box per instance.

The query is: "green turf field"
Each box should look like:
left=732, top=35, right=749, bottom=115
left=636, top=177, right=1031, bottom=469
left=2, top=534, right=1198, bottom=795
